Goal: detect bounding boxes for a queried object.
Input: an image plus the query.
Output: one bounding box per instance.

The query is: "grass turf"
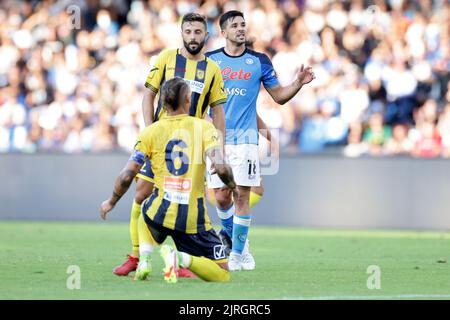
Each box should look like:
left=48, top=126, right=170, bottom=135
left=1, top=221, right=450, bottom=300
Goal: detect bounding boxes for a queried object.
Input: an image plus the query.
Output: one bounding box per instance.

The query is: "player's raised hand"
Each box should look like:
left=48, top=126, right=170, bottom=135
left=100, top=199, right=115, bottom=220
left=297, top=64, right=315, bottom=85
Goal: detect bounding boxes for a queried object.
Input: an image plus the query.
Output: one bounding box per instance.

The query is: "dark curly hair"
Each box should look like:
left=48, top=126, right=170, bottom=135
left=161, top=77, right=190, bottom=111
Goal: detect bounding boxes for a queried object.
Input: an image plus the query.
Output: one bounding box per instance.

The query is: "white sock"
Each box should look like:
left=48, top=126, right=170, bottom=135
left=139, top=243, right=154, bottom=256
left=216, top=203, right=234, bottom=219
left=243, top=239, right=250, bottom=254
left=230, top=251, right=241, bottom=259
left=179, top=252, right=192, bottom=268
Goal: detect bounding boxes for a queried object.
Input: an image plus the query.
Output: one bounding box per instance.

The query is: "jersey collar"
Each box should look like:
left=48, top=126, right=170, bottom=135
left=178, top=48, right=207, bottom=61
left=221, top=47, right=248, bottom=58
left=166, top=113, right=189, bottom=119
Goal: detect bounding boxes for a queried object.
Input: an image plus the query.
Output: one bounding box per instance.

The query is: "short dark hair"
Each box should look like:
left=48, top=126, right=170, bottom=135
left=181, top=13, right=207, bottom=29
left=161, top=77, right=190, bottom=111
left=219, top=10, right=244, bottom=30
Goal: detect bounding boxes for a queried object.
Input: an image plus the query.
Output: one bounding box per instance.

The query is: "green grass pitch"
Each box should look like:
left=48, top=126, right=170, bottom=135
left=1, top=221, right=450, bottom=300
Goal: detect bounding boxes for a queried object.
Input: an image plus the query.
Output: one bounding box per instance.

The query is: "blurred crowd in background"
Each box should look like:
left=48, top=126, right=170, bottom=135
left=0, top=0, right=448, bottom=157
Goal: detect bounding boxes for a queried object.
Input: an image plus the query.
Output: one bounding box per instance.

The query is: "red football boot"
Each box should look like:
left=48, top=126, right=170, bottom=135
left=177, top=267, right=197, bottom=278
left=113, top=255, right=139, bottom=276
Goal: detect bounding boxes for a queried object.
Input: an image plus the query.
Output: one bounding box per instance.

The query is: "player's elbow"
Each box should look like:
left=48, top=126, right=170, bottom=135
left=142, top=89, right=151, bottom=104
left=119, top=175, right=133, bottom=189
left=119, top=169, right=136, bottom=189
left=142, top=91, right=155, bottom=111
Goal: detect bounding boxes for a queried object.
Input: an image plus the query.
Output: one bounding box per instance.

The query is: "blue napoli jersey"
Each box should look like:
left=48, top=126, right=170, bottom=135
left=206, top=48, right=280, bottom=145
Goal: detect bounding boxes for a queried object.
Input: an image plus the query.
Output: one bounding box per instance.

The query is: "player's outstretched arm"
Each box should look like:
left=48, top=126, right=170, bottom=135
left=266, top=64, right=315, bottom=105
left=100, top=161, right=142, bottom=220
left=206, top=147, right=236, bottom=190
left=142, top=89, right=157, bottom=126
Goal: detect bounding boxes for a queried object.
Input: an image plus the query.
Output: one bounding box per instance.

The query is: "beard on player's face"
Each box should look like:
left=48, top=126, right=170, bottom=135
left=183, top=39, right=206, bottom=55
left=230, top=35, right=246, bottom=46
left=225, top=29, right=246, bottom=45
left=235, top=37, right=246, bottom=45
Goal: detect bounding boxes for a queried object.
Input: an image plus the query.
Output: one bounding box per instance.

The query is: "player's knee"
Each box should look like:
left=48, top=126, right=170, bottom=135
left=216, top=197, right=232, bottom=210
left=214, top=189, right=233, bottom=209
left=233, top=189, right=250, bottom=210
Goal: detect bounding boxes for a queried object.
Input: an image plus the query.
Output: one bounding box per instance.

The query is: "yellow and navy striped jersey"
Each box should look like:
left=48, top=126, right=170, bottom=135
left=134, top=114, right=220, bottom=234
left=145, top=48, right=227, bottom=121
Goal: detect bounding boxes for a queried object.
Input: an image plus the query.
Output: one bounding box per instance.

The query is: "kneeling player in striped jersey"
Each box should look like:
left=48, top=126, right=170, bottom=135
left=100, top=77, right=235, bottom=283
left=112, top=13, right=227, bottom=277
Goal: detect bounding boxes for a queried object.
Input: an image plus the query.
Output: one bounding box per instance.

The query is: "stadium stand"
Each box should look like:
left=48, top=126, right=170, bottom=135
left=0, top=0, right=448, bottom=156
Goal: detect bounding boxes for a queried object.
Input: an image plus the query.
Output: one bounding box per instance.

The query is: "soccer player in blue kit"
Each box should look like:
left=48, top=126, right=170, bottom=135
left=206, top=10, right=315, bottom=271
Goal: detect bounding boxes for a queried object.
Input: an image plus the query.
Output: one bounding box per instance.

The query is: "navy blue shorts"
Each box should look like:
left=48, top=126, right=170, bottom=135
left=142, top=213, right=227, bottom=262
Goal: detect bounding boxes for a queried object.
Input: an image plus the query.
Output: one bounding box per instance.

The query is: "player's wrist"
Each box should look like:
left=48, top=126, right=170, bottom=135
left=107, top=199, right=115, bottom=208
left=294, top=78, right=304, bottom=88
left=110, top=192, right=121, bottom=206
left=227, top=181, right=236, bottom=190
